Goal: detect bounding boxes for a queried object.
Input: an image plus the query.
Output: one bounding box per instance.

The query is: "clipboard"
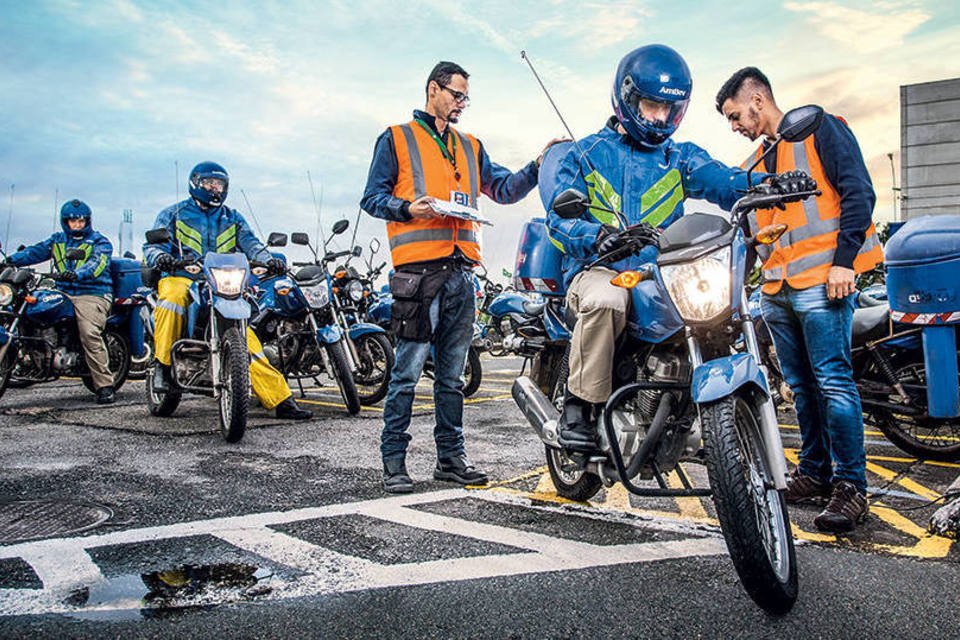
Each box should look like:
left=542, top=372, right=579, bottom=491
left=429, top=199, right=494, bottom=226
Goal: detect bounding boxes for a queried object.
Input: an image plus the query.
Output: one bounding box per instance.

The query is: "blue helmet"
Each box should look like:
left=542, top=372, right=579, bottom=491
left=60, top=199, right=93, bottom=239
left=612, top=45, right=692, bottom=148
left=188, top=161, right=229, bottom=209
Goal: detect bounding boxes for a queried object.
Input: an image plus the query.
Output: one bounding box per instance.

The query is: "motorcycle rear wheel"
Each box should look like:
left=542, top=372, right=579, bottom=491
left=462, top=346, right=482, bottom=398
left=701, top=392, right=798, bottom=615
left=81, top=330, right=131, bottom=393
left=218, top=325, right=249, bottom=443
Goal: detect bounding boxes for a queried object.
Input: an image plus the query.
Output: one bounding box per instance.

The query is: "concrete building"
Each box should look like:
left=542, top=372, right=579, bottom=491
left=901, top=77, right=960, bottom=219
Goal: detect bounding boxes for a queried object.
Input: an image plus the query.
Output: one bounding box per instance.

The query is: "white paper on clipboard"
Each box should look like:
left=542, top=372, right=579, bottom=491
left=429, top=199, right=493, bottom=226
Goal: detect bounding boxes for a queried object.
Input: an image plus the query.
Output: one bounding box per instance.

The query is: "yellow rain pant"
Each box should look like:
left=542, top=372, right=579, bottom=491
left=153, top=276, right=292, bottom=409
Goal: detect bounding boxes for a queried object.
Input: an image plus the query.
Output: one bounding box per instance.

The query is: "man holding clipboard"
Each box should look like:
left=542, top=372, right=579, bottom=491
left=361, top=60, right=559, bottom=493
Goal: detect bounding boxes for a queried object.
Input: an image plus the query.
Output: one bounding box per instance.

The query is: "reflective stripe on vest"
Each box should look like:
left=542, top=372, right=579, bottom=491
left=217, top=224, right=237, bottom=253
left=176, top=219, right=203, bottom=255
left=387, top=120, right=483, bottom=267
left=52, top=241, right=98, bottom=274
left=744, top=132, right=882, bottom=294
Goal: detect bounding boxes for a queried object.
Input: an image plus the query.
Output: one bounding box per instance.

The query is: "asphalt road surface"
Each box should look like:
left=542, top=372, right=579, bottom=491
left=1, top=357, right=958, bottom=639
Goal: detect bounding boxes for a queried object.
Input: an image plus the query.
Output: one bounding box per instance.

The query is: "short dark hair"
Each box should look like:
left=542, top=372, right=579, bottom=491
left=426, top=61, right=469, bottom=98
left=715, top=67, right=773, bottom=113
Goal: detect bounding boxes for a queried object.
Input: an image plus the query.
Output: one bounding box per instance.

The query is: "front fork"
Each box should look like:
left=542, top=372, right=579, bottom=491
left=0, top=302, right=26, bottom=365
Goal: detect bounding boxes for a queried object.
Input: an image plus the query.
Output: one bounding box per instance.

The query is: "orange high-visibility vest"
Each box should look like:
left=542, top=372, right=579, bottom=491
left=744, top=133, right=883, bottom=294
left=388, top=120, right=483, bottom=267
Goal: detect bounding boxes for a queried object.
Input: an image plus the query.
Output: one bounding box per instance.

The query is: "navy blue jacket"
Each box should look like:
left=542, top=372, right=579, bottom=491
left=9, top=224, right=113, bottom=297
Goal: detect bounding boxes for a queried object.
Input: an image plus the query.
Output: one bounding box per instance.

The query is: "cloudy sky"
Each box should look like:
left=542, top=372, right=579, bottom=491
left=1, top=0, right=957, bottom=277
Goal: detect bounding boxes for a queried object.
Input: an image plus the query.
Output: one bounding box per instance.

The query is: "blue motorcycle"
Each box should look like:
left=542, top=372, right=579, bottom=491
left=249, top=225, right=362, bottom=415
left=512, top=106, right=827, bottom=614
left=0, top=248, right=145, bottom=399
left=143, top=228, right=256, bottom=443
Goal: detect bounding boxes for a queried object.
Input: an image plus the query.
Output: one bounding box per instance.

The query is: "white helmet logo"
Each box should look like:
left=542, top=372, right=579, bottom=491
left=659, top=86, right=685, bottom=97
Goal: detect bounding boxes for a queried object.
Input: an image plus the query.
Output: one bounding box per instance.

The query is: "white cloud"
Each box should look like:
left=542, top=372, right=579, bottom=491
left=783, top=1, right=930, bottom=53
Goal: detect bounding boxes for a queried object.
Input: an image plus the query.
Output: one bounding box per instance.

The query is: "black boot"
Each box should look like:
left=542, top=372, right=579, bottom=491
left=95, top=385, right=116, bottom=405
left=152, top=363, right=172, bottom=394
left=275, top=396, right=313, bottom=420
left=383, top=457, right=414, bottom=494
left=557, top=392, right=599, bottom=453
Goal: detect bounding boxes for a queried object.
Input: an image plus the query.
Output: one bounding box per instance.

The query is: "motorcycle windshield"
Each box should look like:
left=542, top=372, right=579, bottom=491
left=658, top=212, right=733, bottom=256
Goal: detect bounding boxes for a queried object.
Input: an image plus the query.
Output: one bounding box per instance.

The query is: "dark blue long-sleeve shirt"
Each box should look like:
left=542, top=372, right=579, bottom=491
left=763, top=112, right=875, bottom=269
left=360, top=110, right=539, bottom=222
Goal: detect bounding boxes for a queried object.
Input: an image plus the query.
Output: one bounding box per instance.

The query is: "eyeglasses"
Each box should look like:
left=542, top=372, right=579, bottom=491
left=199, top=177, right=227, bottom=193
left=439, top=84, right=471, bottom=106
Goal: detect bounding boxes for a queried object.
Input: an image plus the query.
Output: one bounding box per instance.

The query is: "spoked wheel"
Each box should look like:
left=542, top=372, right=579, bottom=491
left=326, top=339, right=361, bottom=416
left=871, top=362, right=960, bottom=461
left=544, top=347, right=602, bottom=501
left=146, top=361, right=182, bottom=417
left=462, top=346, right=482, bottom=398
left=353, top=333, right=394, bottom=406
left=218, top=325, right=250, bottom=443
left=701, top=392, right=797, bottom=615
left=81, top=331, right=131, bottom=393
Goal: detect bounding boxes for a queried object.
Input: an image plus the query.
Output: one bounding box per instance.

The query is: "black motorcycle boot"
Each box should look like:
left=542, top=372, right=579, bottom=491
left=434, top=455, right=489, bottom=485
left=383, top=457, right=414, bottom=494
left=275, top=396, right=313, bottom=420
left=557, top=392, right=600, bottom=453
left=95, top=385, right=116, bottom=405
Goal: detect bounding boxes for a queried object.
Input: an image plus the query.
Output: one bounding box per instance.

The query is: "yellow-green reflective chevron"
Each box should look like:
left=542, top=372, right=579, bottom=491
left=583, top=170, right=622, bottom=228
left=546, top=231, right=565, bottom=253
left=52, top=243, right=66, bottom=272
left=216, top=224, right=237, bottom=253
left=176, top=220, right=202, bottom=255
left=91, top=253, right=108, bottom=277
left=640, top=169, right=684, bottom=227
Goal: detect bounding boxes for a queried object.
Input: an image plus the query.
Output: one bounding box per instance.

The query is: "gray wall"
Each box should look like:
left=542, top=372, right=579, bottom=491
left=901, top=77, right=960, bottom=219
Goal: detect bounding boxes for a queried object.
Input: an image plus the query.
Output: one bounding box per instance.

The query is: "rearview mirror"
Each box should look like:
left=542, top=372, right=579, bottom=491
left=777, top=105, right=823, bottom=143
left=352, top=245, right=362, bottom=257
left=65, top=248, right=86, bottom=260
left=332, top=219, right=349, bottom=235
left=145, top=228, right=172, bottom=244
left=551, top=188, right=589, bottom=219
left=267, top=232, right=288, bottom=247
left=369, top=237, right=381, bottom=254
left=291, top=232, right=310, bottom=246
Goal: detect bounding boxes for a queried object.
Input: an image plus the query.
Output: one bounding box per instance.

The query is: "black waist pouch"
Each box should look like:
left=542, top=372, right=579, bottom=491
left=390, top=264, right=452, bottom=342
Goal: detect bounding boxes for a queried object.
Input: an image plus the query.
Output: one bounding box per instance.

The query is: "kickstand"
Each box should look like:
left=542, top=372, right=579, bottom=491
left=296, top=376, right=306, bottom=398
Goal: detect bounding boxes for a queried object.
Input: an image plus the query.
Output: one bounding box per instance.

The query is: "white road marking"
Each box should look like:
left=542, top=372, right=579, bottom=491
left=0, top=489, right=727, bottom=616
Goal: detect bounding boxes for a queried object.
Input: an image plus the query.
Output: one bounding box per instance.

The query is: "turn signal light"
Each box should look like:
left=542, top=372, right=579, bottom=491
left=277, top=288, right=291, bottom=296
left=610, top=270, right=645, bottom=289
left=335, top=270, right=347, bottom=278
left=24, top=295, right=37, bottom=304
left=756, top=223, right=788, bottom=245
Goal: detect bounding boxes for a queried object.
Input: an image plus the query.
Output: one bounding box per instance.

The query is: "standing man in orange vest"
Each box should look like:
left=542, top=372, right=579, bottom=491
left=716, top=67, right=883, bottom=533
left=361, top=61, right=559, bottom=493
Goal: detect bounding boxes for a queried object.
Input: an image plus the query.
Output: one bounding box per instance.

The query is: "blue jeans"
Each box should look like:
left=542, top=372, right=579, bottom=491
left=381, top=268, right=475, bottom=462
left=761, top=284, right=866, bottom=493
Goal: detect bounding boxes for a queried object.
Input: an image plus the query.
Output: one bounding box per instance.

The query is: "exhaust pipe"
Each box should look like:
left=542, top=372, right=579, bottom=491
left=512, top=376, right=561, bottom=448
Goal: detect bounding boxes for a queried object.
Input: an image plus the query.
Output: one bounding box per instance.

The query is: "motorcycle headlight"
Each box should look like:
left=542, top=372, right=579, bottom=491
left=347, top=280, right=364, bottom=302
left=0, top=283, right=12, bottom=306
left=209, top=268, right=246, bottom=297
left=302, top=283, right=330, bottom=309
left=660, top=246, right=731, bottom=323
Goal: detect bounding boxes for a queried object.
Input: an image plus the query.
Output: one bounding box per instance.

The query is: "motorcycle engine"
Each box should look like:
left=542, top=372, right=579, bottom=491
left=52, top=346, right=79, bottom=372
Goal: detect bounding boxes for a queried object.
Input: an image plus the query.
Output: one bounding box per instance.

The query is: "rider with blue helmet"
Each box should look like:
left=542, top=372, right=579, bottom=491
left=546, top=45, right=804, bottom=452
left=6, top=200, right=117, bottom=403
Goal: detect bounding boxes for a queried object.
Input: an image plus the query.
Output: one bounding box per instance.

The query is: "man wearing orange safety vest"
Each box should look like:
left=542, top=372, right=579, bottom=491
left=717, top=67, right=883, bottom=533
left=361, top=61, right=562, bottom=494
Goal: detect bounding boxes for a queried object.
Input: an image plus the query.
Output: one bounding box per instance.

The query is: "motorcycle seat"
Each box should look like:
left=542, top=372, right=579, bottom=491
left=857, top=292, right=886, bottom=308
left=852, top=303, right=890, bottom=344
left=522, top=300, right=546, bottom=316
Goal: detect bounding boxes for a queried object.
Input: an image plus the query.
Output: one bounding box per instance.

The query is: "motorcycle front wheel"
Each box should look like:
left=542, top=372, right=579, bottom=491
left=701, top=392, right=798, bottom=615
left=81, top=330, right=131, bottom=393
left=353, top=332, right=394, bottom=406
left=146, top=361, right=181, bottom=417
left=327, top=339, right=361, bottom=415
left=0, top=344, right=17, bottom=401
left=218, top=325, right=250, bottom=443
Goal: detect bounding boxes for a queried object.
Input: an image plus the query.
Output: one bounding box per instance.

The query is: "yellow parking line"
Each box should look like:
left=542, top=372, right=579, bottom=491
left=601, top=482, right=632, bottom=510
left=779, top=423, right=886, bottom=438
left=868, top=454, right=960, bottom=470
left=667, top=469, right=709, bottom=519
left=296, top=398, right=383, bottom=413
left=866, top=460, right=941, bottom=501
left=870, top=502, right=954, bottom=558
left=411, top=392, right=513, bottom=411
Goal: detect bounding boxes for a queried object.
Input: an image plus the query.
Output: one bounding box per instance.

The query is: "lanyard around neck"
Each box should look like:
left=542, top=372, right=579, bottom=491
left=414, top=118, right=461, bottom=181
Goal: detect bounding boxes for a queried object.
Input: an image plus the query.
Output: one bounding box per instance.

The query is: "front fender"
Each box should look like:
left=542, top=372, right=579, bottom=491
left=691, top=352, right=768, bottom=404
left=317, top=323, right=343, bottom=345
left=348, top=322, right=386, bottom=340
left=213, top=296, right=253, bottom=320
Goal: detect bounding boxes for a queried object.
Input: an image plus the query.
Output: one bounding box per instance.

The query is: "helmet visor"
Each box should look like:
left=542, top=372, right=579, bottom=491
left=198, top=177, right=227, bottom=195
left=622, top=84, right=688, bottom=131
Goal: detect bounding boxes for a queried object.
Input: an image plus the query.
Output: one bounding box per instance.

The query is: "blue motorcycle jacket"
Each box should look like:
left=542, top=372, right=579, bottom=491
left=546, top=118, right=759, bottom=286
left=143, top=198, right=271, bottom=274
left=8, top=221, right=113, bottom=297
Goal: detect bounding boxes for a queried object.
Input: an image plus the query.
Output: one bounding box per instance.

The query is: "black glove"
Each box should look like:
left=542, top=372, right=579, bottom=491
left=768, top=170, right=817, bottom=196
left=154, top=252, right=176, bottom=273
left=57, top=270, right=78, bottom=283
left=266, top=257, right=286, bottom=273
left=594, top=225, right=627, bottom=255
left=622, top=222, right=661, bottom=251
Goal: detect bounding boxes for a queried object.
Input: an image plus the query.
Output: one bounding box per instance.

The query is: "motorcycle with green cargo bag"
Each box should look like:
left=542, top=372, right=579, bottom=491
left=513, top=106, right=828, bottom=614
left=143, top=227, right=256, bottom=443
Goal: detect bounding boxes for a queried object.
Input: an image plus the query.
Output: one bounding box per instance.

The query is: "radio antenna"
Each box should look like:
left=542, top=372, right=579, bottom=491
left=239, top=189, right=265, bottom=237
left=307, top=170, right=326, bottom=249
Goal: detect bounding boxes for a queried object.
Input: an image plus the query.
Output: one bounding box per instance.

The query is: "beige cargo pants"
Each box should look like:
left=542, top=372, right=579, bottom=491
left=565, top=268, right=629, bottom=404
left=69, top=295, right=114, bottom=390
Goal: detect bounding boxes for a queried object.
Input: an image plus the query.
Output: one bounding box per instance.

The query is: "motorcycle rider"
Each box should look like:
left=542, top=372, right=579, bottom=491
left=547, top=45, right=814, bottom=453
left=5, top=199, right=116, bottom=404
left=143, top=161, right=312, bottom=420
